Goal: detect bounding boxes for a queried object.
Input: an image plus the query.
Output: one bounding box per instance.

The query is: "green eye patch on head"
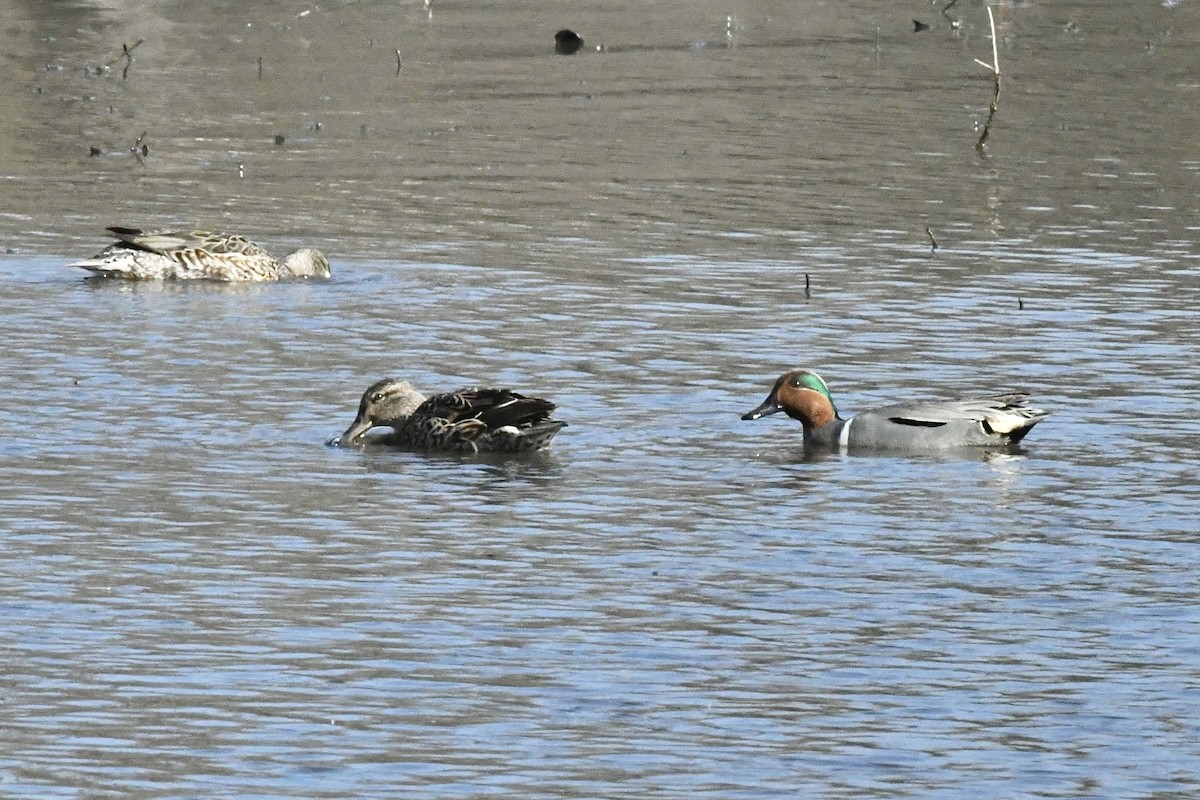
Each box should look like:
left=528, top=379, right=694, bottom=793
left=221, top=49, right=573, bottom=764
left=790, top=370, right=836, bottom=414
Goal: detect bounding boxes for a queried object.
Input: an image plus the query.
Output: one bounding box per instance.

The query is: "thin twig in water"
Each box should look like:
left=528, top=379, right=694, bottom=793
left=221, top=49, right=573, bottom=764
left=103, top=39, right=143, bottom=79
left=925, top=225, right=939, bottom=254
left=121, top=43, right=135, bottom=79
left=941, top=0, right=962, bottom=30
left=103, top=39, right=144, bottom=66
left=396, top=49, right=403, bottom=75
left=804, top=273, right=811, bottom=299
left=972, top=7, right=1000, bottom=74
left=973, top=6, right=1001, bottom=155
left=258, top=56, right=264, bottom=81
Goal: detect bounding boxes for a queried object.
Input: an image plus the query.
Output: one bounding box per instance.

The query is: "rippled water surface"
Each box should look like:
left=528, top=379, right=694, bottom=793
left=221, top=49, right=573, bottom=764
left=2, top=0, right=1199, bottom=798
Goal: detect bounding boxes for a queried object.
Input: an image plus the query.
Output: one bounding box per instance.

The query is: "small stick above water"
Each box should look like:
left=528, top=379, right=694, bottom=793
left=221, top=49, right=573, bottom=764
left=973, top=6, right=1002, bottom=155
left=102, top=38, right=143, bottom=79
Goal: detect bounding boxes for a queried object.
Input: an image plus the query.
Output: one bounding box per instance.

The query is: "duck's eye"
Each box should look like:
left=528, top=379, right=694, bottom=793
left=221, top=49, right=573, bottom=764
left=370, top=392, right=386, bottom=403
left=790, top=377, right=804, bottom=387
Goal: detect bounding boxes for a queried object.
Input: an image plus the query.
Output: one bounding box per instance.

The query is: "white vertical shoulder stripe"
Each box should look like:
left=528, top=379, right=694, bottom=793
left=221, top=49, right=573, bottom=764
left=838, top=418, right=852, bottom=451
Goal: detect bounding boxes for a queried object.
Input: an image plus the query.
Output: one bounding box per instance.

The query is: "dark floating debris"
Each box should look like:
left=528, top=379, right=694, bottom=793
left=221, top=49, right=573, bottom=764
left=1018, top=298, right=1025, bottom=310
left=131, top=131, right=148, bottom=160
left=89, top=146, right=101, bottom=157
left=257, top=56, right=264, bottom=81
left=274, top=134, right=286, bottom=146
left=913, top=19, right=930, bottom=33
left=925, top=225, right=939, bottom=253
left=554, top=29, right=584, bottom=55
left=804, top=273, right=811, bottom=299
left=395, top=49, right=403, bottom=75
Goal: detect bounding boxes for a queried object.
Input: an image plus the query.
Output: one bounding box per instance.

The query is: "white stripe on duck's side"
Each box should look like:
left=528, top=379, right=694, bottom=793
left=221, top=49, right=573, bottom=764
left=838, top=417, right=852, bottom=451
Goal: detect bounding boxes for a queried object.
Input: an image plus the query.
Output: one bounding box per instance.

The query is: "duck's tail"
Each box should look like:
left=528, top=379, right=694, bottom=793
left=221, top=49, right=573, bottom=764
left=982, top=394, right=1050, bottom=443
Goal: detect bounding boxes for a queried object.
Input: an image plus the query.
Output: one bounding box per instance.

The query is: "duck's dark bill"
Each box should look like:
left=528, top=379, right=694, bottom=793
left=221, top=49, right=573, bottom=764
left=334, top=415, right=374, bottom=446
left=742, top=398, right=783, bottom=420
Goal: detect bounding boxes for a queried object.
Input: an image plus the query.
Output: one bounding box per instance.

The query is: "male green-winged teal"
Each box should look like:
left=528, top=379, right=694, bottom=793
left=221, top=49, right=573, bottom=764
left=335, top=378, right=566, bottom=453
left=743, top=369, right=1049, bottom=451
left=70, top=227, right=330, bottom=281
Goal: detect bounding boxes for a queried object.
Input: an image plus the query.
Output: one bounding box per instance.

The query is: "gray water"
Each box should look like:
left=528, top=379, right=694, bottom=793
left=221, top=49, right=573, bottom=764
left=2, top=0, right=1199, bottom=797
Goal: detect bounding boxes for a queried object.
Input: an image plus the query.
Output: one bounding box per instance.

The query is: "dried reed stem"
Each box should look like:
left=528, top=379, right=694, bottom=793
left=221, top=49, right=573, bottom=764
left=973, top=7, right=1001, bottom=155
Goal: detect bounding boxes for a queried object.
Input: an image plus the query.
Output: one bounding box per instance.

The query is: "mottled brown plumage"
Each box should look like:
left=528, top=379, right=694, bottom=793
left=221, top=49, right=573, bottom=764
left=336, top=378, right=566, bottom=453
left=70, top=227, right=330, bottom=281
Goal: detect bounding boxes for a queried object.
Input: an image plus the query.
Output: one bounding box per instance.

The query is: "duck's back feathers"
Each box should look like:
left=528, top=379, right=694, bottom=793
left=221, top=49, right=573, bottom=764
left=406, top=388, right=564, bottom=452
left=421, top=388, right=557, bottom=428
left=106, top=227, right=267, bottom=258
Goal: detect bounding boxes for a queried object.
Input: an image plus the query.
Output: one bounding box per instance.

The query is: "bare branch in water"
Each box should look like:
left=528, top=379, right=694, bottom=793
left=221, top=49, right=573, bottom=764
left=102, top=38, right=144, bottom=79
left=974, top=7, right=1001, bottom=156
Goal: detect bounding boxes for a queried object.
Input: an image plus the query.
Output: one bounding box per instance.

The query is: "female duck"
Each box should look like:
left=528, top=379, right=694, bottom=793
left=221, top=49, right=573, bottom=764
left=70, top=226, right=330, bottom=281
left=743, top=369, right=1048, bottom=451
left=336, top=378, right=566, bottom=453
